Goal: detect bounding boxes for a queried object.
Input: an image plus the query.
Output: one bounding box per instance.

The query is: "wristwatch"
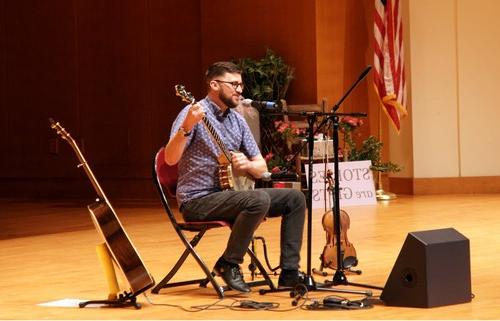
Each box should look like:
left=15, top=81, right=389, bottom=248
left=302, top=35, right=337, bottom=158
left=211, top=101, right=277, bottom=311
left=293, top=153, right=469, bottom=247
left=178, top=126, right=192, bottom=137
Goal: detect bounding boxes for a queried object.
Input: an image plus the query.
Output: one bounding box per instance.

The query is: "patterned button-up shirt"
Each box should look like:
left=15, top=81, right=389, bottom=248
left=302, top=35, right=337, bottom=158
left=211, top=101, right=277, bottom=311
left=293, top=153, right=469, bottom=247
left=170, top=97, right=260, bottom=206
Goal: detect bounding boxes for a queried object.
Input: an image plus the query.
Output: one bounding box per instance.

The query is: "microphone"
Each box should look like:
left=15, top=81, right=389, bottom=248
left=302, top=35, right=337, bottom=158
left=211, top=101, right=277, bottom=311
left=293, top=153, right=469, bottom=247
left=241, top=98, right=280, bottom=111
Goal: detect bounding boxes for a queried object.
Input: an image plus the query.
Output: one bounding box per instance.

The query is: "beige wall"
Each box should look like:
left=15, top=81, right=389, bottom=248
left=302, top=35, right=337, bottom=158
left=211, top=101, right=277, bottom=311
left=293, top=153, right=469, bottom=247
left=389, top=0, right=414, bottom=179
left=392, top=0, right=500, bottom=180
left=457, top=0, right=500, bottom=176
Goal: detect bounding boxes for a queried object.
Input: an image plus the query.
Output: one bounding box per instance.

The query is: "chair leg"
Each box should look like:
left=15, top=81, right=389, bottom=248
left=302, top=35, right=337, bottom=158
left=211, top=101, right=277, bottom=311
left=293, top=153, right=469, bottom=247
left=186, top=243, right=224, bottom=298
left=151, top=247, right=193, bottom=293
left=151, top=229, right=225, bottom=298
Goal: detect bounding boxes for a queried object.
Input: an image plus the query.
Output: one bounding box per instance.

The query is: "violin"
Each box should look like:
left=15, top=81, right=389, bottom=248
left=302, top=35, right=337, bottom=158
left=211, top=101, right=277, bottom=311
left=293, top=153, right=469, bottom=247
left=319, top=169, right=359, bottom=271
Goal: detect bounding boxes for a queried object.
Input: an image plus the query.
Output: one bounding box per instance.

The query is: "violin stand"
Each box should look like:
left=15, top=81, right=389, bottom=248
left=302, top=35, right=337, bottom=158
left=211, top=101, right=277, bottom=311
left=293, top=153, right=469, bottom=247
left=312, top=262, right=362, bottom=277
left=79, top=243, right=141, bottom=309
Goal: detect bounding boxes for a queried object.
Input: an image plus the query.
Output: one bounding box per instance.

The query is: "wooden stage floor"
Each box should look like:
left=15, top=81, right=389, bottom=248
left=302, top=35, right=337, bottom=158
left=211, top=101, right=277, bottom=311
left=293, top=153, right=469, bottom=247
left=1, top=194, right=499, bottom=319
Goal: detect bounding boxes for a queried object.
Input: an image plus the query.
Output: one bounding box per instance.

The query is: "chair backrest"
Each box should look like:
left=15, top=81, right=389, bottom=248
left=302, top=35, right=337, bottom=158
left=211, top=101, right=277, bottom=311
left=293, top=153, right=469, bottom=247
left=153, top=147, right=180, bottom=222
left=154, top=147, right=178, bottom=198
left=235, top=103, right=261, bottom=149
left=154, top=147, right=231, bottom=233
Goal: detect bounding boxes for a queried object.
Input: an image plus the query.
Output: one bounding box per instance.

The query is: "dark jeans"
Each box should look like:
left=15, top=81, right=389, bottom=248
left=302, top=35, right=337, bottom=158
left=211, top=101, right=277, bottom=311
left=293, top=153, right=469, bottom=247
left=181, top=188, right=306, bottom=270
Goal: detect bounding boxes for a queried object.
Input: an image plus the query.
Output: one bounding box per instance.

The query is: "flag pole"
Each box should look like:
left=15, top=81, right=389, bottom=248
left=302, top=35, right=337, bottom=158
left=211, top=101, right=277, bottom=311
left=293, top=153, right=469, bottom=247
left=376, top=105, right=397, bottom=200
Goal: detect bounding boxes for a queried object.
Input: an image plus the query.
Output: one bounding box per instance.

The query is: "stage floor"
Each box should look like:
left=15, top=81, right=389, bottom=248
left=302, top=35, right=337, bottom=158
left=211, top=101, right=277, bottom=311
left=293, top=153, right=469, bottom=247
left=1, top=194, right=499, bottom=319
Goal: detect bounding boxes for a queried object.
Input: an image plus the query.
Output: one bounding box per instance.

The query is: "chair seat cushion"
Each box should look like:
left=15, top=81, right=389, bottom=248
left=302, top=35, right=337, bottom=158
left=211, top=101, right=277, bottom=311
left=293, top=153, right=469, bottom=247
left=179, top=220, right=230, bottom=231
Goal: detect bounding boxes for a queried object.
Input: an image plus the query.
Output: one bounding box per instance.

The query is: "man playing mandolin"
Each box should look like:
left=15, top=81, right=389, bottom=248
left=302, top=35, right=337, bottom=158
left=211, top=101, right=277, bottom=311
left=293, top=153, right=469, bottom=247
left=164, top=61, right=306, bottom=293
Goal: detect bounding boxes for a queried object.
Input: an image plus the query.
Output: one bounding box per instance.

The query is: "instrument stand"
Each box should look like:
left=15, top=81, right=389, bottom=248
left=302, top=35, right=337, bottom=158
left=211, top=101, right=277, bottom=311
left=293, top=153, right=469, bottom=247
left=79, top=291, right=141, bottom=309
left=79, top=243, right=141, bottom=309
left=249, top=236, right=279, bottom=280
left=313, top=262, right=362, bottom=277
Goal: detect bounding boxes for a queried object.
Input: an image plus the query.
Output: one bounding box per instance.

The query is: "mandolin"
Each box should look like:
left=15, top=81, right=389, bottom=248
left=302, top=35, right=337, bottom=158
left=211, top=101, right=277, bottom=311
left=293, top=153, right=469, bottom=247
left=174, top=84, right=255, bottom=191
left=49, top=119, right=155, bottom=296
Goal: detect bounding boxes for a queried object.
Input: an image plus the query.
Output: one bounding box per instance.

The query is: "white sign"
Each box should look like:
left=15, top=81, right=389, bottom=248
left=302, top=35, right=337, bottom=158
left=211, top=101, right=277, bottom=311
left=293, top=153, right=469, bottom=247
left=305, top=160, right=376, bottom=208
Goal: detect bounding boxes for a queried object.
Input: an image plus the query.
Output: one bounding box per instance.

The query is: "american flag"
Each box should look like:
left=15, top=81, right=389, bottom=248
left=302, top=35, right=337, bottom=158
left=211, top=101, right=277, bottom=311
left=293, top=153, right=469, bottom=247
left=374, top=0, right=407, bottom=132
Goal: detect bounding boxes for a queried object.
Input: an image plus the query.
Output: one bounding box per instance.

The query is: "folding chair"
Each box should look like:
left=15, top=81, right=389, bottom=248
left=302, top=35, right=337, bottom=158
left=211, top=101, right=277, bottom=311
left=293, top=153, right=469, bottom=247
left=151, top=147, right=276, bottom=298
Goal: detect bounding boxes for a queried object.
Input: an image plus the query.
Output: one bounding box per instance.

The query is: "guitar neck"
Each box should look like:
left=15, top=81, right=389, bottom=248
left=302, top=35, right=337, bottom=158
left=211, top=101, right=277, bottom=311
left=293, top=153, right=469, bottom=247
left=64, top=135, right=109, bottom=202
left=202, top=117, right=232, bottom=162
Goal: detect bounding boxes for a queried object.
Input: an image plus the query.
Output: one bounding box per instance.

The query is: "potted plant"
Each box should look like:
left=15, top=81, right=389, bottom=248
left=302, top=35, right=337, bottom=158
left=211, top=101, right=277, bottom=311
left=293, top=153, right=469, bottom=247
left=237, top=48, right=294, bottom=101
left=235, top=49, right=295, bottom=170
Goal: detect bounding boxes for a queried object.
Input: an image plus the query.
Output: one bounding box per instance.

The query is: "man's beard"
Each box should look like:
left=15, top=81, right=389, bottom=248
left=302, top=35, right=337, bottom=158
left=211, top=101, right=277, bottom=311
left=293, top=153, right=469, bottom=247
left=219, top=91, right=239, bottom=109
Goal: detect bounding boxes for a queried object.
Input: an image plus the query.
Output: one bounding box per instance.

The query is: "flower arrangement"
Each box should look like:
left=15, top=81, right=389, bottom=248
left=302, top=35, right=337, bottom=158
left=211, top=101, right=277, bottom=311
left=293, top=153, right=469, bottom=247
left=264, top=120, right=304, bottom=173
left=339, top=116, right=401, bottom=173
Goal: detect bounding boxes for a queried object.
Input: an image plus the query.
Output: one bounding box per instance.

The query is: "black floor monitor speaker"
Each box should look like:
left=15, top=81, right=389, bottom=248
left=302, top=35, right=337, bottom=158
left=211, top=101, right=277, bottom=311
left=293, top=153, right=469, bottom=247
left=381, top=228, right=472, bottom=308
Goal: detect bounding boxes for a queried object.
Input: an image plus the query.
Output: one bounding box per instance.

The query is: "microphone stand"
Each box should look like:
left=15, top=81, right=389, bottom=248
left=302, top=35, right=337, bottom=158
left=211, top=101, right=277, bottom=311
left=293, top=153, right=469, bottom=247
left=260, top=66, right=382, bottom=299
left=260, top=111, right=371, bottom=299
left=320, top=66, right=383, bottom=291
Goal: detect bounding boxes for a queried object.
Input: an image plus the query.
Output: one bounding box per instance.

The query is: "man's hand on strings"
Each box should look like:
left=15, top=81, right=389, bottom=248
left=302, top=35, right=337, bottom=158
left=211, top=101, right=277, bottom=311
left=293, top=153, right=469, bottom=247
left=231, top=151, right=251, bottom=172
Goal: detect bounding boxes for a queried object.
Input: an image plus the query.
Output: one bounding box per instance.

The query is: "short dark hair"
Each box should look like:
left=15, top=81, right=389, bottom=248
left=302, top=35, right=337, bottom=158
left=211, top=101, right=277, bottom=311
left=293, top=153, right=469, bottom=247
left=205, top=61, right=241, bottom=81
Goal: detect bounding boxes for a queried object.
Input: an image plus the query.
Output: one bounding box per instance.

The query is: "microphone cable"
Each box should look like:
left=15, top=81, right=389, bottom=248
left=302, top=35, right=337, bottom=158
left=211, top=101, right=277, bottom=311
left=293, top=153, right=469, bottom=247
left=303, top=294, right=374, bottom=311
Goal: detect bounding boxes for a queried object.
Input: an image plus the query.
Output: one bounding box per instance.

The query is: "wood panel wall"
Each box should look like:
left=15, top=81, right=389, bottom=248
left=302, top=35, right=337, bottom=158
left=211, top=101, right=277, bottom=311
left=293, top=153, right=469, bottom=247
left=0, top=0, right=202, bottom=198
left=0, top=0, right=378, bottom=199
left=200, top=0, right=318, bottom=104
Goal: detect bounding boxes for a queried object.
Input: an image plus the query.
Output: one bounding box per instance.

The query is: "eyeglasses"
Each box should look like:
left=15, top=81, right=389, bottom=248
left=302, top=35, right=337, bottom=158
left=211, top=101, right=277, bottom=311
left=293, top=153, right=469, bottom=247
left=214, top=80, right=244, bottom=91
